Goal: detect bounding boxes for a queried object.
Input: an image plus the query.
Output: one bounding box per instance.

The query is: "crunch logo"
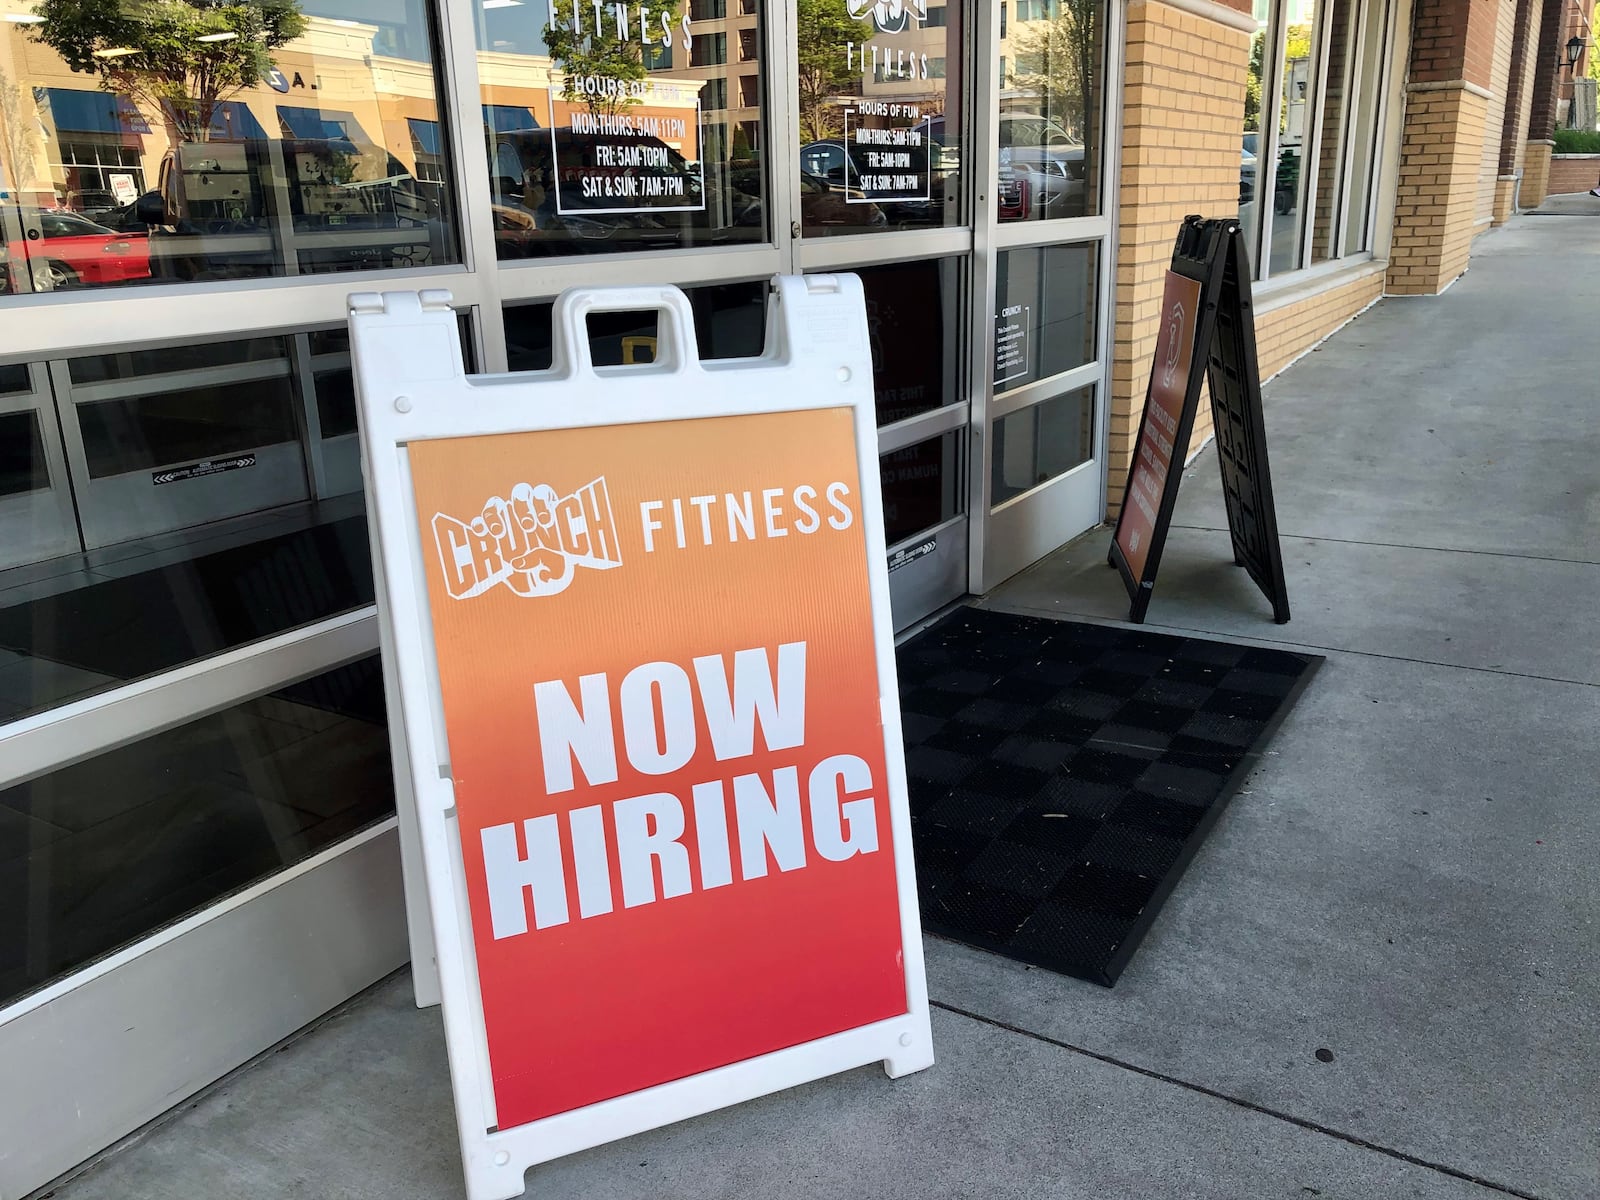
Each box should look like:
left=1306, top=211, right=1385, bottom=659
left=433, top=478, right=621, bottom=600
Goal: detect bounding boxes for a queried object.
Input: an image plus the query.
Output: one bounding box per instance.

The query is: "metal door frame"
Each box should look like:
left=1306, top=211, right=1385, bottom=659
left=0, top=363, right=79, bottom=571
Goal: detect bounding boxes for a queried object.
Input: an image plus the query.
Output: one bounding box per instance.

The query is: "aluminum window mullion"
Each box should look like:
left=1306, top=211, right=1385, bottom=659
left=990, top=359, right=1104, bottom=420
left=1329, top=0, right=1366, bottom=257
left=0, top=608, right=380, bottom=793
left=967, top=0, right=1002, bottom=592
left=0, top=269, right=497, bottom=365
left=437, top=0, right=508, bottom=371
left=1361, top=0, right=1399, bottom=254
left=1297, top=0, right=1339, bottom=269
left=765, top=0, right=801, bottom=267
left=991, top=213, right=1113, bottom=249
left=795, top=226, right=975, bottom=272
left=1256, top=0, right=1290, bottom=282
left=877, top=401, right=970, bottom=454
left=1094, top=0, right=1123, bottom=523
left=65, top=358, right=293, bottom=404
left=495, top=245, right=785, bottom=306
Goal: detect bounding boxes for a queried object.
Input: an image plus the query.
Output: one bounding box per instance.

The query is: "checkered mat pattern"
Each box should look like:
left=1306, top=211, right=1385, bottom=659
left=898, top=608, right=1320, bottom=986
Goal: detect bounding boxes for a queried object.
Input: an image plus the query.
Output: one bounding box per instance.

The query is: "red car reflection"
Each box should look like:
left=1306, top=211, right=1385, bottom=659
left=0, top=209, right=150, bottom=292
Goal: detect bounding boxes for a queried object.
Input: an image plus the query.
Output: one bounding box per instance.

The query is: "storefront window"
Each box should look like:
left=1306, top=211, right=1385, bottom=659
left=1268, top=0, right=1318, bottom=274
left=881, top=429, right=960, bottom=545
left=996, top=0, right=1104, bottom=223
left=477, top=0, right=767, bottom=259
left=0, top=0, right=458, bottom=296
left=795, top=0, right=965, bottom=235
left=849, top=257, right=963, bottom=425
left=990, top=383, right=1092, bottom=505
left=0, top=330, right=395, bottom=722
left=0, top=654, right=393, bottom=1006
left=1241, top=0, right=1390, bottom=279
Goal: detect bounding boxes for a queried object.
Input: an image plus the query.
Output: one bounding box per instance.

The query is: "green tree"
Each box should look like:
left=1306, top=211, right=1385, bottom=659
left=795, top=0, right=858, bottom=142
left=0, top=68, right=43, bottom=197
left=1589, top=9, right=1599, bottom=85
left=544, top=0, right=680, bottom=117
left=1007, top=0, right=1099, bottom=142
left=29, top=0, right=306, bottom=142
left=1243, top=29, right=1265, bottom=131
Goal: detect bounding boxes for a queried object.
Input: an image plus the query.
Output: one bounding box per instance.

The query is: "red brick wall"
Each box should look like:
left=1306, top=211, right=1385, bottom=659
left=1527, top=0, right=1564, bottom=136
left=1410, top=0, right=1500, bottom=86
left=1548, top=156, right=1600, bottom=194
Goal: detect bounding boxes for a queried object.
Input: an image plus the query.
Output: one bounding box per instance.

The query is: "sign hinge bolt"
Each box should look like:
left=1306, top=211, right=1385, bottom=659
left=395, top=395, right=413, bottom=413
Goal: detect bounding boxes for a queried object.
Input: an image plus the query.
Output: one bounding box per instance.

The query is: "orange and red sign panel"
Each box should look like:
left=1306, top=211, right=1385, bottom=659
left=408, top=407, right=908, bottom=1129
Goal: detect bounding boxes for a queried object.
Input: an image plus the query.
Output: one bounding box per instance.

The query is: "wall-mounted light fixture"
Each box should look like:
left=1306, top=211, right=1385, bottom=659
left=1563, top=33, right=1586, bottom=72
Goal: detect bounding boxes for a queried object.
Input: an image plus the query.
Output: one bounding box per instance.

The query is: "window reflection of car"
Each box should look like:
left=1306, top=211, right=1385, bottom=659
left=0, top=207, right=150, bottom=293
left=491, top=203, right=543, bottom=258
left=797, top=138, right=946, bottom=226
left=798, top=171, right=887, bottom=227
left=996, top=113, right=1086, bottom=217
left=133, top=137, right=443, bottom=281
left=1240, top=132, right=1258, bottom=204
left=490, top=128, right=718, bottom=251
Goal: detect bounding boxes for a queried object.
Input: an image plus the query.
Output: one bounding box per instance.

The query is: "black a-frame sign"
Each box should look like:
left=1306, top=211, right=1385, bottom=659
left=1109, top=216, right=1291, bottom=625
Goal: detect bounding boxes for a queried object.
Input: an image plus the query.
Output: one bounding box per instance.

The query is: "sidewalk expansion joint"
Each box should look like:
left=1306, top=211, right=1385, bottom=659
left=991, top=599, right=1600, bottom=691
left=930, top=1000, right=1551, bottom=1200
left=1172, top=524, right=1600, bottom=568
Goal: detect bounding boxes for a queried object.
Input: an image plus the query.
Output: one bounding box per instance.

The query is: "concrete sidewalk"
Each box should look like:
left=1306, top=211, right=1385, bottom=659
left=36, top=214, right=1600, bottom=1200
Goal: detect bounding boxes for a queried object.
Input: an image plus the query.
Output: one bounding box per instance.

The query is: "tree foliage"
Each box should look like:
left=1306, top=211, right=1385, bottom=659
left=29, top=0, right=306, bottom=141
left=1244, top=29, right=1265, bottom=130
left=1006, top=0, right=1099, bottom=141
left=543, top=0, right=681, bottom=116
left=0, top=68, right=43, bottom=195
left=795, top=0, right=858, bottom=142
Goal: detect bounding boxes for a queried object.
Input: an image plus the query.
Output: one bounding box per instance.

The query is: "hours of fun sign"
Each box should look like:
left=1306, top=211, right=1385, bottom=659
left=843, top=100, right=933, bottom=202
left=550, top=74, right=705, bottom=215
left=351, top=280, right=932, bottom=1200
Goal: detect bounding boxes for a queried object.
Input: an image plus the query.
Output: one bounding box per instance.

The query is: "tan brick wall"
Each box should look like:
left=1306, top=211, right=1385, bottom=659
left=1505, top=0, right=1543, bottom=179
left=1547, top=155, right=1600, bottom=195
left=1255, top=268, right=1386, bottom=380
left=1106, top=0, right=1250, bottom=515
left=1385, top=85, right=1491, bottom=294
left=1521, top=139, right=1554, bottom=205
left=1475, top=0, right=1516, bottom=231
left=1493, top=175, right=1517, bottom=221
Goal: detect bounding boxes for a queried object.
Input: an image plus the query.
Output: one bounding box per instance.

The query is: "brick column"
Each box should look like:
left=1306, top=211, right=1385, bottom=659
left=1385, top=0, right=1500, bottom=295
left=1493, top=0, right=1543, bottom=221
left=1107, top=0, right=1252, bottom=516
left=1519, top=0, right=1565, bottom=206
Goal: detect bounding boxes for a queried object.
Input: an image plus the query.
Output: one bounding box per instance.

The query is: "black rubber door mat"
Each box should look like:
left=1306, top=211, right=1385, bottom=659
left=898, top=607, right=1320, bottom=986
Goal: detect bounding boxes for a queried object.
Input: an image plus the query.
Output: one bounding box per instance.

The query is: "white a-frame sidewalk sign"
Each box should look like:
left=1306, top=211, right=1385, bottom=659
left=349, top=277, right=934, bottom=1200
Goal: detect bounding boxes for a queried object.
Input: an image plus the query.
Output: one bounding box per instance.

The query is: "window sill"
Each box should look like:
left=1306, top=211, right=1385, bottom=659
left=1252, top=254, right=1388, bottom=317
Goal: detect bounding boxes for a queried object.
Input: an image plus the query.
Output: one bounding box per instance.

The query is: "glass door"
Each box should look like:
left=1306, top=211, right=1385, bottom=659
left=976, top=0, right=1114, bottom=590
left=780, top=0, right=1114, bottom=623
left=784, top=0, right=972, bottom=630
